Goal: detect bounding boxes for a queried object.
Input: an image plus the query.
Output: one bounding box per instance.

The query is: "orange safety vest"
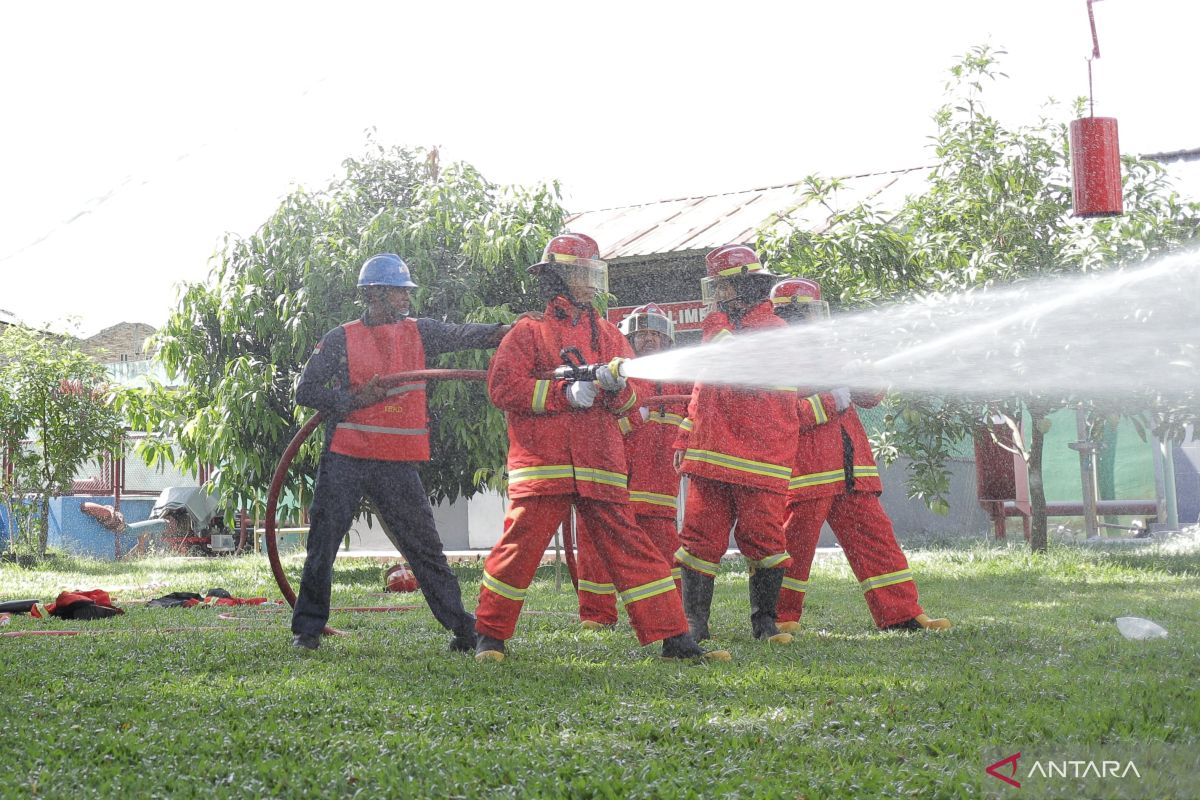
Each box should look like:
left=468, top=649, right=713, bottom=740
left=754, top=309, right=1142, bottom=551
left=329, top=319, right=430, bottom=462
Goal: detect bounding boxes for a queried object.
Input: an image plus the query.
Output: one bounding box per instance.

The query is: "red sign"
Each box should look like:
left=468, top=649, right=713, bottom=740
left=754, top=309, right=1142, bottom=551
left=607, top=300, right=711, bottom=332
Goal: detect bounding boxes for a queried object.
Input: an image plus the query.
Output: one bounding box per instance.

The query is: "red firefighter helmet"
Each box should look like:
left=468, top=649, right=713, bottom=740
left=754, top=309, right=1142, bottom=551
left=701, top=244, right=778, bottom=308
left=528, top=233, right=609, bottom=301
left=384, top=563, right=420, bottom=593
left=618, top=302, right=675, bottom=343
left=770, top=277, right=830, bottom=322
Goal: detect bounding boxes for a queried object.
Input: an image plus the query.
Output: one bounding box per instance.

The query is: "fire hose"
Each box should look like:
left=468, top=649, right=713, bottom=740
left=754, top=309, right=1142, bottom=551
left=262, top=360, right=692, bottom=631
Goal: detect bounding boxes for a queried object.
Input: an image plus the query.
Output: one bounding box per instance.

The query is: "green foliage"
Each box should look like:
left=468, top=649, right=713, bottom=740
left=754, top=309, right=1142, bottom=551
left=761, top=45, right=1200, bottom=549
left=1, top=543, right=1198, bottom=797
left=123, top=138, right=566, bottom=519
left=0, top=326, right=124, bottom=556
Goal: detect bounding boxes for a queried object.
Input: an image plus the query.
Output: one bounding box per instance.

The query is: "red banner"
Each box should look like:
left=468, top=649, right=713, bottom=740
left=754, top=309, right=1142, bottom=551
left=607, top=300, right=710, bottom=332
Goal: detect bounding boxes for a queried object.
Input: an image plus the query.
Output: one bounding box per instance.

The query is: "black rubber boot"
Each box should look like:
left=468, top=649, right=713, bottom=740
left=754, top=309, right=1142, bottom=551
left=749, top=568, right=793, bottom=644
left=681, top=568, right=715, bottom=641
left=660, top=632, right=731, bottom=662
left=474, top=634, right=506, bottom=663
left=292, top=633, right=321, bottom=651
left=449, top=630, right=478, bottom=653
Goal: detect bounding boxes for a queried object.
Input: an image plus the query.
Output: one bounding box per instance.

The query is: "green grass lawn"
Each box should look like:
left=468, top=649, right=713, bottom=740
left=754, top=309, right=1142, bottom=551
left=1, top=540, right=1198, bottom=799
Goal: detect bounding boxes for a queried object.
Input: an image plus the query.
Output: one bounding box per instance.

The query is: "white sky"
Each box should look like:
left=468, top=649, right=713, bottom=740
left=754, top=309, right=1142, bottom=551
left=1, top=0, right=1196, bottom=337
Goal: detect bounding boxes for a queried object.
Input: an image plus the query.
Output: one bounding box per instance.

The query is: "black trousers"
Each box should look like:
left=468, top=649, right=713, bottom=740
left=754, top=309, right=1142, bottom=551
left=291, top=452, right=474, bottom=638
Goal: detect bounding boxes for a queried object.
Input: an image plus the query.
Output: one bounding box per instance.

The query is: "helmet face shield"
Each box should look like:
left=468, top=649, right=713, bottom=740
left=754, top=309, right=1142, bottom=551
left=534, top=255, right=609, bottom=304
left=773, top=297, right=830, bottom=323
left=619, top=310, right=674, bottom=341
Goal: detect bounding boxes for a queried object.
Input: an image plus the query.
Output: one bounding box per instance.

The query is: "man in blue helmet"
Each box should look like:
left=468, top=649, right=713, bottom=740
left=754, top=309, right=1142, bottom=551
left=291, top=253, right=514, bottom=652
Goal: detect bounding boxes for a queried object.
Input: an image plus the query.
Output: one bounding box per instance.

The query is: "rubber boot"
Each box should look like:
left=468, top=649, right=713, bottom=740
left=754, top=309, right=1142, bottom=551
left=883, top=613, right=953, bottom=632
left=475, top=634, right=507, bottom=662
left=660, top=632, right=732, bottom=662
left=749, top=568, right=793, bottom=644
left=680, top=568, right=715, bottom=641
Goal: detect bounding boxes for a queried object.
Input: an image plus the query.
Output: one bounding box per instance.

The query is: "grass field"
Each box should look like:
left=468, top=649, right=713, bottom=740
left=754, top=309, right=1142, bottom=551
left=1, top=540, right=1198, bottom=799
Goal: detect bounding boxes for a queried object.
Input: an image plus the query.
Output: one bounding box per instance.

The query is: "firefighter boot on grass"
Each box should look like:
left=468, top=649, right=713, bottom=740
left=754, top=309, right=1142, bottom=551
left=681, top=567, right=716, bottom=641
left=660, top=632, right=732, bottom=662
left=777, top=620, right=802, bottom=634
left=883, top=613, right=953, bottom=632
left=292, top=633, right=321, bottom=651
left=749, top=568, right=793, bottom=644
left=475, top=634, right=507, bottom=662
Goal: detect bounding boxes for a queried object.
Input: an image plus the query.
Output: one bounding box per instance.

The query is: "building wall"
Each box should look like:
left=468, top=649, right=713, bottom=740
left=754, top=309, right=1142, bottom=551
left=83, top=322, right=156, bottom=364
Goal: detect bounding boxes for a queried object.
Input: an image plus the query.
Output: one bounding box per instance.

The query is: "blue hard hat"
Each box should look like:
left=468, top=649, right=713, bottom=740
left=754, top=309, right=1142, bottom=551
left=358, top=253, right=418, bottom=288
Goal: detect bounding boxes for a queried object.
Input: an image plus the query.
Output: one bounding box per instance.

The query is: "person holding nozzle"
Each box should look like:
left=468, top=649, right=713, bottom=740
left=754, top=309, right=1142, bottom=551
left=290, top=253, right=512, bottom=652
left=673, top=245, right=799, bottom=646
left=574, top=303, right=691, bottom=630
left=476, top=233, right=728, bottom=662
left=769, top=277, right=952, bottom=633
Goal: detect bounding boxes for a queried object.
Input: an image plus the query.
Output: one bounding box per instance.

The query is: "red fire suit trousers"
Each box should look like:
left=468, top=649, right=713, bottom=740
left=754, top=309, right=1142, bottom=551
left=575, top=513, right=682, bottom=626
left=676, top=476, right=792, bottom=576
left=778, top=492, right=923, bottom=628
left=476, top=494, right=689, bottom=645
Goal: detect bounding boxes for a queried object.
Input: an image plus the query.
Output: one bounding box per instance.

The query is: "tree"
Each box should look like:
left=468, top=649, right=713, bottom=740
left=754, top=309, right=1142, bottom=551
left=121, top=140, right=566, bottom=522
left=0, top=326, right=124, bottom=557
left=761, top=46, right=1200, bottom=551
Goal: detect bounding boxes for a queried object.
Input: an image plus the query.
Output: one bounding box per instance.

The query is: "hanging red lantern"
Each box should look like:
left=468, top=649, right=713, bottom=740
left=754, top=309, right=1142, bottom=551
left=1071, top=0, right=1123, bottom=218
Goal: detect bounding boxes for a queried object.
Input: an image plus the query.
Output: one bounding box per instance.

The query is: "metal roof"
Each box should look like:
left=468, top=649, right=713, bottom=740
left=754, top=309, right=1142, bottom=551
left=564, top=167, right=932, bottom=261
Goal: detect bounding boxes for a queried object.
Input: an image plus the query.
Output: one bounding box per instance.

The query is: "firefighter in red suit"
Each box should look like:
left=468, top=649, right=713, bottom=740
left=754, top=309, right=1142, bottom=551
left=476, top=234, right=728, bottom=662
left=574, top=303, right=691, bottom=629
left=770, top=277, right=952, bottom=632
left=673, top=245, right=798, bottom=645
left=291, top=253, right=512, bottom=652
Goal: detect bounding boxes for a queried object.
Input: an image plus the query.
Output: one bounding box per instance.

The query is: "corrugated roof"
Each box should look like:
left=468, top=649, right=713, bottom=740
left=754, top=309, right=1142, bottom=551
left=564, top=167, right=932, bottom=261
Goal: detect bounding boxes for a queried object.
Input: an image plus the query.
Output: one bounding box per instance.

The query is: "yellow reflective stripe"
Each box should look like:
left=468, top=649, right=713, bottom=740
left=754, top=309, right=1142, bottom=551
left=750, top=552, right=791, bottom=570
left=629, top=490, right=677, bottom=509
left=861, top=569, right=914, bottom=592
left=806, top=393, right=828, bottom=425
left=711, top=329, right=734, bottom=342
left=619, top=576, right=676, bottom=605
left=675, top=547, right=719, bottom=577
left=614, top=388, right=638, bottom=415
left=768, top=386, right=799, bottom=392
left=788, top=469, right=845, bottom=490
left=384, top=382, right=427, bottom=397
left=684, top=449, right=792, bottom=480
left=578, top=580, right=617, bottom=596
left=671, top=567, right=682, bottom=581
left=716, top=261, right=761, bottom=277
left=679, top=418, right=694, bottom=432
left=854, top=466, right=880, bottom=478
left=782, top=577, right=809, bottom=593
left=482, top=570, right=527, bottom=602
left=617, top=416, right=633, bottom=435
left=772, top=294, right=815, bottom=305
left=509, top=465, right=574, bottom=483
left=574, top=467, right=628, bottom=489
left=648, top=411, right=686, bottom=426
left=336, top=423, right=428, bottom=435
left=531, top=379, right=551, bottom=414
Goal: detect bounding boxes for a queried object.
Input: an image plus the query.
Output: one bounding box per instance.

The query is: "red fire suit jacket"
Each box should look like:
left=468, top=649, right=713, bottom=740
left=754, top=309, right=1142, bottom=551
left=618, top=380, right=692, bottom=518
left=488, top=296, right=640, bottom=503
left=788, top=391, right=884, bottom=503
left=673, top=302, right=799, bottom=493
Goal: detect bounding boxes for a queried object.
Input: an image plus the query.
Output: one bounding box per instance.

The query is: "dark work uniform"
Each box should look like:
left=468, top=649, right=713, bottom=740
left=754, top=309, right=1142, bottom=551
left=290, top=315, right=505, bottom=639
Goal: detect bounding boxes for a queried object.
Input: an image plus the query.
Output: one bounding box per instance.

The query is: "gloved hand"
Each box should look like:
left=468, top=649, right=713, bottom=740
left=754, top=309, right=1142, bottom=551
left=596, top=358, right=628, bottom=392
left=831, top=386, right=852, bottom=413
left=566, top=380, right=598, bottom=409
left=639, top=406, right=650, bottom=422
left=354, top=374, right=387, bottom=408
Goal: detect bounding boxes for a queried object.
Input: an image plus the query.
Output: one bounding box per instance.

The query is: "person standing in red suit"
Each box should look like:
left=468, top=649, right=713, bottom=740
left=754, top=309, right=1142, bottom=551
left=769, top=277, right=952, bottom=632
left=476, top=234, right=728, bottom=663
left=673, top=245, right=799, bottom=646
left=574, top=303, right=691, bottom=629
